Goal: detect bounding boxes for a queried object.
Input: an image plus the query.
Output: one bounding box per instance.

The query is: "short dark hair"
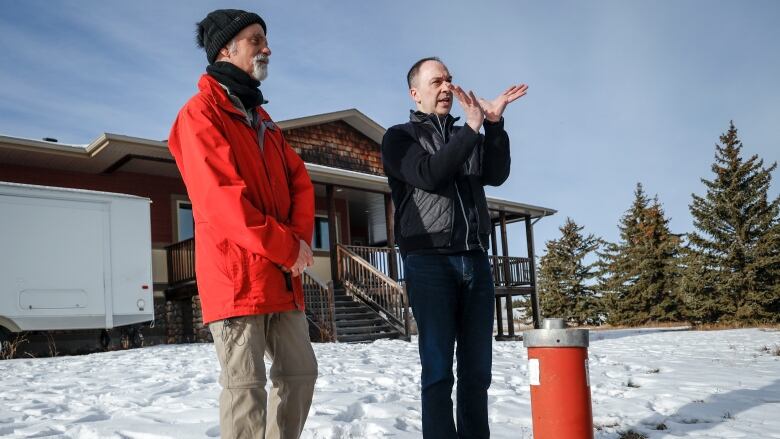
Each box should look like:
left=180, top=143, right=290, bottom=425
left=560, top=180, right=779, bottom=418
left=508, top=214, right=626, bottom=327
left=407, top=56, right=444, bottom=89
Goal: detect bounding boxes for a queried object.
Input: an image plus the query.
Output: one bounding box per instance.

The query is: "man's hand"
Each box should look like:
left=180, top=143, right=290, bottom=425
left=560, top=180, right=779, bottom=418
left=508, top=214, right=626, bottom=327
left=452, top=85, right=485, bottom=133
left=289, top=239, right=314, bottom=277
left=478, top=84, right=528, bottom=123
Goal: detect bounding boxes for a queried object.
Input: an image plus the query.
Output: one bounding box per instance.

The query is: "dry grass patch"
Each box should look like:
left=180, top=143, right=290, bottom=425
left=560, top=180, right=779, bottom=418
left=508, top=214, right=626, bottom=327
left=694, top=322, right=780, bottom=331
left=586, top=321, right=691, bottom=331
left=0, top=332, right=29, bottom=360
left=759, top=345, right=780, bottom=356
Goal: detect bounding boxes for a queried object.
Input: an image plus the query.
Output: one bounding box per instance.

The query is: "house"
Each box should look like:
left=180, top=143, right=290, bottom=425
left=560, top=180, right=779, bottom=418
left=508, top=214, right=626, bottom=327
left=0, top=109, right=555, bottom=345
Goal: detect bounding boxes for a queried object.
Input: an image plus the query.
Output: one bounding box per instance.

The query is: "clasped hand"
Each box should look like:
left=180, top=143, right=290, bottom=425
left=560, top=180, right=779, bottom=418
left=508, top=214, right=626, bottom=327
left=283, top=239, right=314, bottom=277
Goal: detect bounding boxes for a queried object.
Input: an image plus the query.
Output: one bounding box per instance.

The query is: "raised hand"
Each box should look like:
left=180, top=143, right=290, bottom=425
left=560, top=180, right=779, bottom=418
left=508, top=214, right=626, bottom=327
left=478, top=84, right=528, bottom=123
left=452, top=85, right=485, bottom=133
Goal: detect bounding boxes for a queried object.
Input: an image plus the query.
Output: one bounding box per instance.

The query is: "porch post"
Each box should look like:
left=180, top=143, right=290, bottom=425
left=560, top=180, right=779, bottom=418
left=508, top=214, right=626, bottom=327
left=326, top=184, right=339, bottom=285
left=490, top=218, right=504, bottom=339
left=500, top=211, right=515, bottom=338
left=384, top=193, right=398, bottom=281
left=525, top=215, right=542, bottom=329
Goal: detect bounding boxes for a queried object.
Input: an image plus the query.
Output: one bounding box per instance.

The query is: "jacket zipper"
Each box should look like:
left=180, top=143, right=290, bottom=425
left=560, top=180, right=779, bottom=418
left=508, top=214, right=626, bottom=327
left=233, top=103, right=299, bottom=306
left=433, top=115, right=470, bottom=251
left=454, top=184, right=470, bottom=251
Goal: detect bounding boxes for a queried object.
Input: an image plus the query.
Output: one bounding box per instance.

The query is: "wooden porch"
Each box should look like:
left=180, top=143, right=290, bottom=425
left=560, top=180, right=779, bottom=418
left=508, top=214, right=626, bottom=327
left=341, top=238, right=538, bottom=341
left=164, top=181, right=554, bottom=342
left=313, top=179, right=548, bottom=340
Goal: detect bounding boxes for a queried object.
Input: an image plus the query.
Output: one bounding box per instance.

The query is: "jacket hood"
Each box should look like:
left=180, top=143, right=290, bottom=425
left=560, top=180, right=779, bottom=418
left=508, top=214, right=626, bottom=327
left=197, top=74, right=253, bottom=119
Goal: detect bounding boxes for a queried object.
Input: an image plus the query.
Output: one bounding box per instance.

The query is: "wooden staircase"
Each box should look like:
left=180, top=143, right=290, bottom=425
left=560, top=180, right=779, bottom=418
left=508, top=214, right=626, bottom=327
left=302, top=245, right=411, bottom=344
left=332, top=287, right=401, bottom=343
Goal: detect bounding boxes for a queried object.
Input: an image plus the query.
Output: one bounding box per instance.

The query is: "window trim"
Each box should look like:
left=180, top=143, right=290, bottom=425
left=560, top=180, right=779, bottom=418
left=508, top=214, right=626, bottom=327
left=312, top=213, right=339, bottom=253
left=171, top=195, right=194, bottom=242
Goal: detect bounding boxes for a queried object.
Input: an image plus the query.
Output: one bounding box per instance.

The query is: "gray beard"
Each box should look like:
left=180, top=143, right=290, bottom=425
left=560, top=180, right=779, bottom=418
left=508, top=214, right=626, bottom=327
left=252, top=60, right=268, bottom=82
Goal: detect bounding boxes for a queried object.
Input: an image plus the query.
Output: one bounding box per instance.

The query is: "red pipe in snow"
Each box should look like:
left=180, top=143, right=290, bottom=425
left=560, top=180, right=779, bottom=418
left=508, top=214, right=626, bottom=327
left=524, top=318, right=594, bottom=439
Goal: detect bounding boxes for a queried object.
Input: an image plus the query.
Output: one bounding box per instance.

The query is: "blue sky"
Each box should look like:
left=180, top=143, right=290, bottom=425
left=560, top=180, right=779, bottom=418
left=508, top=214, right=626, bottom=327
left=1, top=1, right=778, bottom=254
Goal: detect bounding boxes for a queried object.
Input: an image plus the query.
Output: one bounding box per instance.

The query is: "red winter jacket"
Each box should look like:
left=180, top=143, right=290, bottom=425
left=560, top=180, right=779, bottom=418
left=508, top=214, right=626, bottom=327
left=168, top=74, right=314, bottom=324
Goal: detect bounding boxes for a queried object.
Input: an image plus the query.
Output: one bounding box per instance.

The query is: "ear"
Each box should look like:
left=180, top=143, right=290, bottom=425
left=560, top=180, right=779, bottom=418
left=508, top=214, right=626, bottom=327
left=409, top=87, right=421, bottom=104
left=219, top=46, right=231, bottom=59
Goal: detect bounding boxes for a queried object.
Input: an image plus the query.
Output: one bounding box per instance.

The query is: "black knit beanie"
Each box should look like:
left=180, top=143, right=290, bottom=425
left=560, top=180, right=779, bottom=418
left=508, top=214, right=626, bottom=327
left=196, top=9, right=267, bottom=64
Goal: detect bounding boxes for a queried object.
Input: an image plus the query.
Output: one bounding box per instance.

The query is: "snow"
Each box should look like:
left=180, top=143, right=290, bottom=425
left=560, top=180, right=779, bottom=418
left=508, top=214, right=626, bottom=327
left=1, top=328, right=779, bottom=438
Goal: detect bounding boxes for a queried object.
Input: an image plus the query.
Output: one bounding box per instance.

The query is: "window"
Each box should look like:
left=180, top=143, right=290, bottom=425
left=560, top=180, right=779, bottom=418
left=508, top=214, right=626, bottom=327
left=177, top=201, right=194, bottom=241
left=312, top=216, right=332, bottom=250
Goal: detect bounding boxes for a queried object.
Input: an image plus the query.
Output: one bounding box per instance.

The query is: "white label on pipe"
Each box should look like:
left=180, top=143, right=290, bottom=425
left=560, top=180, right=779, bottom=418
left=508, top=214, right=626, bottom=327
left=585, top=358, right=590, bottom=387
left=529, top=358, right=540, bottom=386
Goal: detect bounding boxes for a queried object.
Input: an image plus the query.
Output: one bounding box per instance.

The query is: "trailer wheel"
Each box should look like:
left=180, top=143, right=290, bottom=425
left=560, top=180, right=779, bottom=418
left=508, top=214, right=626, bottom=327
left=118, top=326, right=144, bottom=349
left=100, top=329, right=111, bottom=350
left=130, top=326, right=144, bottom=348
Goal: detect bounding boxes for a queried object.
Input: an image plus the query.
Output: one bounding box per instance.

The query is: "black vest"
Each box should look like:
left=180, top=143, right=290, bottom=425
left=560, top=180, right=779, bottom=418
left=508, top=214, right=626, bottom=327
left=393, top=112, right=492, bottom=254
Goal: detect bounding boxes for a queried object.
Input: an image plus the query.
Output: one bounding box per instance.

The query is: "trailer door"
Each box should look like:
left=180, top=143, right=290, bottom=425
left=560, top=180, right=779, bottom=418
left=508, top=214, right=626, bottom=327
left=0, top=194, right=109, bottom=331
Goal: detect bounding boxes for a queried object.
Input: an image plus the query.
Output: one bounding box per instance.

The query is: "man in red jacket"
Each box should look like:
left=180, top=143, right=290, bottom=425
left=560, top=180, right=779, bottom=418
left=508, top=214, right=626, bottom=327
left=168, top=9, right=317, bottom=438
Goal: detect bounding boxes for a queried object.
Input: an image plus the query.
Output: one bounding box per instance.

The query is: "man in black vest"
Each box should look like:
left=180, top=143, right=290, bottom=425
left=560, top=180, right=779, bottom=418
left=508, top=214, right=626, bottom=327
left=381, top=57, right=527, bottom=438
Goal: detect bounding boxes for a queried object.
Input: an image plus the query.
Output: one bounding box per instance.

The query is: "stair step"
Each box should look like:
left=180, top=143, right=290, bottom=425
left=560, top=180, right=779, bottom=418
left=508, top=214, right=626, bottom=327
left=335, top=304, right=371, bottom=311
left=336, top=325, right=397, bottom=335
left=335, top=304, right=371, bottom=312
left=335, top=312, right=376, bottom=321
left=336, top=318, right=384, bottom=328
left=337, top=331, right=401, bottom=343
left=334, top=301, right=363, bottom=308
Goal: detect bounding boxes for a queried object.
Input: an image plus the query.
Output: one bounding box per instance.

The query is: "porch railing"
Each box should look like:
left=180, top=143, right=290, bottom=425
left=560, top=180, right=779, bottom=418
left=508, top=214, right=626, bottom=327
left=301, top=270, right=337, bottom=342
left=336, top=244, right=411, bottom=339
left=342, top=245, right=531, bottom=288
left=343, top=245, right=404, bottom=281
left=166, top=238, right=195, bottom=287
left=489, top=255, right=532, bottom=286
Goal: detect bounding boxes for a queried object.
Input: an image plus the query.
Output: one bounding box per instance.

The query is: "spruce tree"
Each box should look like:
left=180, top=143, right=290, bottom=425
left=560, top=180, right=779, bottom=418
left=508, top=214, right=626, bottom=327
left=600, top=184, right=682, bottom=325
left=538, top=218, right=603, bottom=325
left=684, top=122, right=780, bottom=323
left=643, top=197, right=684, bottom=321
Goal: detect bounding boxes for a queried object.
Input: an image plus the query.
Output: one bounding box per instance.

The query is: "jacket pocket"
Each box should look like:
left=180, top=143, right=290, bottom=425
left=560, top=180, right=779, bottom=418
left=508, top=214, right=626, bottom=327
left=223, top=241, right=286, bottom=307
left=400, top=187, right=452, bottom=238
left=213, top=316, right=263, bottom=388
left=220, top=240, right=250, bottom=298
left=471, top=179, right=491, bottom=234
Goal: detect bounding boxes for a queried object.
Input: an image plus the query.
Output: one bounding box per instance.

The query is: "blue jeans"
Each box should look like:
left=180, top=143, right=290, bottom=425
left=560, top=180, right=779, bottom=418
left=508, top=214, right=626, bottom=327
left=404, top=250, right=495, bottom=439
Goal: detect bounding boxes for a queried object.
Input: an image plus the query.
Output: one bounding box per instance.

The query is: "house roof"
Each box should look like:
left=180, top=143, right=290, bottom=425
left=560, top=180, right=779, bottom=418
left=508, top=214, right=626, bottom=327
left=0, top=109, right=556, bottom=220
left=0, top=132, right=177, bottom=177
left=307, top=162, right=556, bottom=220
left=277, top=108, right=385, bottom=144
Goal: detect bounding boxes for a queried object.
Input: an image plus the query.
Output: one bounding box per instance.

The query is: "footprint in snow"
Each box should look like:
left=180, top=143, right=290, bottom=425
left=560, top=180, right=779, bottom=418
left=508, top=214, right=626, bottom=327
left=334, top=402, right=365, bottom=422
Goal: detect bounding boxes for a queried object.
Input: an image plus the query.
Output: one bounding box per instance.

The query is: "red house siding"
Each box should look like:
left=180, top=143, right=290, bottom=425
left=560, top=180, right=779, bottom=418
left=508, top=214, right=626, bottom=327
left=1, top=121, right=384, bottom=247
left=284, top=121, right=384, bottom=176
left=0, top=163, right=186, bottom=245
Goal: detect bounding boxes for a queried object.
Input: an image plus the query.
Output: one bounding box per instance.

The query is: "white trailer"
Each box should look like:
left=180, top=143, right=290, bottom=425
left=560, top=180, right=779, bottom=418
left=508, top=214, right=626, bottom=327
left=0, top=181, right=153, bottom=349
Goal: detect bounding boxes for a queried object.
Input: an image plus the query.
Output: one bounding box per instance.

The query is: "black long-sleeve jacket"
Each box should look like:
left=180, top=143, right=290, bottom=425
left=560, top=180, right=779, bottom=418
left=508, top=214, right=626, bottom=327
left=381, top=110, right=511, bottom=255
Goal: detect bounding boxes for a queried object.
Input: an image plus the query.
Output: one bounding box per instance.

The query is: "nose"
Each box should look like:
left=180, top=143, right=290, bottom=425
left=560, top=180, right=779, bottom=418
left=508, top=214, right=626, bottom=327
left=442, top=81, right=452, bottom=92
left=262, top=46, right=272, bottom=57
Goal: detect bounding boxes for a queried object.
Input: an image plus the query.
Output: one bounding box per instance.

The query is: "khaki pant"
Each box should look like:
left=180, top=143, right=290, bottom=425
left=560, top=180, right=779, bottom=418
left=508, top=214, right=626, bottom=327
left=209, top=310, right=318, bottom=439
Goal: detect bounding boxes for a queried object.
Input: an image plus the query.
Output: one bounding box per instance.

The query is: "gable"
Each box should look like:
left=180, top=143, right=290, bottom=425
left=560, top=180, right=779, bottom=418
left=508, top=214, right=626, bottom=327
left=284, top=120, right=384, bottom=176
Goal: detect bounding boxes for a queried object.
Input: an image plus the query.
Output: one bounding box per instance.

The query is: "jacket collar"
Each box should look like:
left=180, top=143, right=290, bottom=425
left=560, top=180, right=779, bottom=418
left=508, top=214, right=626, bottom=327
left=198, top=74, right=258, bottom=119
left=409, top=110, right=460, bottom=126
left=409, top=111, right=460, bottom=142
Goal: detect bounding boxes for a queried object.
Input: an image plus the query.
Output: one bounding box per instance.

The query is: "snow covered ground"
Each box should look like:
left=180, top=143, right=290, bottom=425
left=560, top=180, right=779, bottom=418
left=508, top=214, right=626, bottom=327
left=1, top=327, right=779, bottom=438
